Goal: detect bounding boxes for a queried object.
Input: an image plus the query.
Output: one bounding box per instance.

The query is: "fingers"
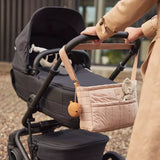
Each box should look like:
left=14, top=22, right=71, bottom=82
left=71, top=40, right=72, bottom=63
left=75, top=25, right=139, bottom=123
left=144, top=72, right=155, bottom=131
left=80, top=28, right=87, bottom=35
left=80, top=28, right=89, bottom=35
left=80, top=26, right=97, bottom=36
left=124, top=27, right=143, bottom=44
left=81, top=26, right=102, bottom=43
left=124, top=38, right=130, bottom=44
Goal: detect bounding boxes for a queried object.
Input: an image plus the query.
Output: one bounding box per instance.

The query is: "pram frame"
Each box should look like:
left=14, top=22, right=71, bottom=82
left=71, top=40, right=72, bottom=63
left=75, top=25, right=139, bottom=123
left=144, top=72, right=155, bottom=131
left=22, top=33, right=140, bottom=127
left=8, top=33, right=140, bottom=160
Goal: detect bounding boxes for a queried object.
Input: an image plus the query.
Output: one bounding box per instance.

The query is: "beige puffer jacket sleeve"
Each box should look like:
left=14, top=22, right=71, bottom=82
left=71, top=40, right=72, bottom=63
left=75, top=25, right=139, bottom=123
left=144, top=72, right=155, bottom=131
left=96, top=0, right=157, bottom=41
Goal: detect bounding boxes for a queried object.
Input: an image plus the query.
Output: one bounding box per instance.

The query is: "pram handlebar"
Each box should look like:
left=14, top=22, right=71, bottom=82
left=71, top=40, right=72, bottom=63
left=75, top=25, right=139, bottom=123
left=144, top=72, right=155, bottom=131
left=64, top=31, right=140, bottom=81
left=112, top=31, right=129, bottom=38
left=65, top=31, right=129, bottom=53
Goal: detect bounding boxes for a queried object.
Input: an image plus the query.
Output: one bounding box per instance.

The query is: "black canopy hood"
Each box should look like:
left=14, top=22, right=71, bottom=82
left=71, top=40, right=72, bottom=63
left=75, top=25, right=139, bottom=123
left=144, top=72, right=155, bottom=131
left=13, top=7, right=85, bottom=73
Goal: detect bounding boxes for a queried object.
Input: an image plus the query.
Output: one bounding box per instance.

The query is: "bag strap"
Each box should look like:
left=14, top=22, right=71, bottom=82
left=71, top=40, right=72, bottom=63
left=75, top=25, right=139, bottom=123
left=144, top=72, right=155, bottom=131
left=59, top=44, right=139, bottom=83
left=59, top=46, right=79, bottom=82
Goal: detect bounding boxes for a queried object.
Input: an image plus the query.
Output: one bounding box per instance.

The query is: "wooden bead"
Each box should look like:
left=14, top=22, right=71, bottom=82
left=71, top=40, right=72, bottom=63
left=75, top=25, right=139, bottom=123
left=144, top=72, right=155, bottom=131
left=68, top=101, right=81, bottom=117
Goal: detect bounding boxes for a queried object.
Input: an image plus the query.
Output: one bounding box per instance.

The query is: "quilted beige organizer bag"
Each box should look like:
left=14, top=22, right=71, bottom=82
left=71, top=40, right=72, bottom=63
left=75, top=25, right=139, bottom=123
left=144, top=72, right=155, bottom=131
left=59, top=44, right=138, bottom=132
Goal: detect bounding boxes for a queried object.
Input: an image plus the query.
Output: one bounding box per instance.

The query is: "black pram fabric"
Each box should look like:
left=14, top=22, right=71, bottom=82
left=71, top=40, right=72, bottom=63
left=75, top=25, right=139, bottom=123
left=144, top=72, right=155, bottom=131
left=30, top=129, right=109, bottom=160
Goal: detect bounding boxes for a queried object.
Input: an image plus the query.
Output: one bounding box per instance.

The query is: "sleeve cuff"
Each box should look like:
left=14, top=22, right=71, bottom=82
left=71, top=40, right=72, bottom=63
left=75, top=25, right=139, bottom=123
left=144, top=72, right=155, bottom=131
left=141, top=16, right=157, bottom=39
left=96, top=17, right=115, bottom=41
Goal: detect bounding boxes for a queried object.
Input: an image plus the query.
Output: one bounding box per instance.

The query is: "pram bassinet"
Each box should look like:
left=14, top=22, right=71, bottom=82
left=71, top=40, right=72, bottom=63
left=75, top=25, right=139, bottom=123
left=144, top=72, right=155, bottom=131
left=11, top=7, right=115, bottom=128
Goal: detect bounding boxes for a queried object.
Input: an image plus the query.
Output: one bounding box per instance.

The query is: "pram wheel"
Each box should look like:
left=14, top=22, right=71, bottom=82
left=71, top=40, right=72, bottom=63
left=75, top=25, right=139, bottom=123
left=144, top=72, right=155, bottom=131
left=8, top=147, right=23, bottom=160
left=103, top=151, right=125, bottom=160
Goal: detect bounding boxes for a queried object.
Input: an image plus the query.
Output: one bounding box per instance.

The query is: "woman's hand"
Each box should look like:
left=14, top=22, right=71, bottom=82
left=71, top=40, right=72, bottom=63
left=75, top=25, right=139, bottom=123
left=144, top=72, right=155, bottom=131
left=81, top=26, right=102, bottom=43
left=124, top=27, right=144, bottom=44
left=81, top=26, right=97, bottom=36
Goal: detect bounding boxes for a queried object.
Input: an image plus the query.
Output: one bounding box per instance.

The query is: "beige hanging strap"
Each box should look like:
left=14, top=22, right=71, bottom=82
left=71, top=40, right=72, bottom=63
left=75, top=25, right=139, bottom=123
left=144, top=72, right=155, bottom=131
left=59, top=44, right=139, bottom=83
left=74, top=81, right=79, bottom=101
left=59, top=46, right=79, bottom=82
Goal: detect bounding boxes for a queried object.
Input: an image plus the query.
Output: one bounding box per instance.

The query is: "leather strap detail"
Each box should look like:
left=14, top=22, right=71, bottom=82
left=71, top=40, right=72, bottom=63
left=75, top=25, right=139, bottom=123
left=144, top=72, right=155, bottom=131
left=74, top=43, right=133, bottom=50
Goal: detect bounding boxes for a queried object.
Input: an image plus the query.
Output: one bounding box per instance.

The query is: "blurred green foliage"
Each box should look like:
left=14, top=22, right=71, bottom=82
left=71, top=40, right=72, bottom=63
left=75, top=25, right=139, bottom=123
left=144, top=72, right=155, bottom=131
left=102, top=49, right=133, bottom=66
left=101, top=38, right=134, bottom=66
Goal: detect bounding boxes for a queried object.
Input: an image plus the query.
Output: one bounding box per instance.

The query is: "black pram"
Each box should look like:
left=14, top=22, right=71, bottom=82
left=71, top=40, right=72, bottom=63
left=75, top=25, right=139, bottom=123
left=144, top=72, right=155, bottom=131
left=8, top=7, right=140, bottom=160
